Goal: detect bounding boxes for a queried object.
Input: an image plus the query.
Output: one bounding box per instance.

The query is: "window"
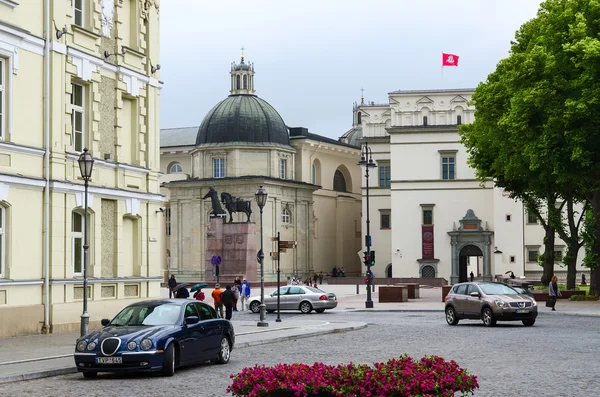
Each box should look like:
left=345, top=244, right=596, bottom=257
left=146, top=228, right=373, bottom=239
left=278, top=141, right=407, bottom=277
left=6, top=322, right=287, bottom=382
left=510, top=256, right=516, bottom=263
left=333, top=170, right=347, bottom=192
left=71, top=83, right=84, bottom=152
left=73, top=0, right=84, bottom=27
left=422, top=209, right=433, bottom=225
left=441, top=155, right=455, bottom=180
left=243, top=75, right=248, bottom=89
left=236, top=75, right=240, bottom=90
left=213, top=158, right=225, bottom=178
left=72, top=212, right=84, bottom=274
left=312, top=163, right=316, bottom=184
left=527, top=250, right=538, bottom=262
left=169, top=163, right=182, bottom=173
left=378, top=164, right=391, bottom=187
left=165, top=208, right=171, bottom=236
left=0, top=207, right=4, bottom=278
left=0, top=58, right=4, bottom=140
left=527, top=213, right=538, bottom=224
left=279, top=159, right=287, bottom=179
left=457, top=115, right=462, bottom=125
left=554, top=251, right=563, bottom=262
left=505, top=214, right=512, bottom=222
left=281, top=209, right=291, bottom=224
left=380, top=210, right=390, bottom=230
left=423, top=116, right=428, bottom=126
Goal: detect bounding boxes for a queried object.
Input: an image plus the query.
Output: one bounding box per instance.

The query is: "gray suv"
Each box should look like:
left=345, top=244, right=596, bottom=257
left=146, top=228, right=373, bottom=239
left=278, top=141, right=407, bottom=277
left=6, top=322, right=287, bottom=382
left=445, top=282, right=538, bottom=327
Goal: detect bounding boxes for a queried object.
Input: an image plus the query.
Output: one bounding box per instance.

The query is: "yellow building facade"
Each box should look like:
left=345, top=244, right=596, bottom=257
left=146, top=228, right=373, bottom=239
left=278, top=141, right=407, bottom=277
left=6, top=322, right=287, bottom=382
left=0, top=0, right=163, bottom=337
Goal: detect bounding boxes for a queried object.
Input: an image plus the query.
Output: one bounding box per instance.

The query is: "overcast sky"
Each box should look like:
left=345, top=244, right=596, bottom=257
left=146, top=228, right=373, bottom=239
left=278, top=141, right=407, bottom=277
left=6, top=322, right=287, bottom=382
left=159, top=0, right=543, bottom=139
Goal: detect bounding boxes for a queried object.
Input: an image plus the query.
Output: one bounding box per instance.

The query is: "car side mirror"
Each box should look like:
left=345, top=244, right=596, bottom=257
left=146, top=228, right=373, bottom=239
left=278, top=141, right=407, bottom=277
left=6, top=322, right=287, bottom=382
left=470, top=292, right=480, bottom=298
left=101, top=318, right=110, bottom=326
left=185, top=316, right=200, bottom=325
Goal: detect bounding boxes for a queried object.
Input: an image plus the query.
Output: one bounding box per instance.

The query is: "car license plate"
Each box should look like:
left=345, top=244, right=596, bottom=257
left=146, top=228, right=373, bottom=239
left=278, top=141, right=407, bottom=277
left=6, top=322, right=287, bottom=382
left=95, top=357, right=122, bottom=364
left=516, top=309, right=530, bottom=314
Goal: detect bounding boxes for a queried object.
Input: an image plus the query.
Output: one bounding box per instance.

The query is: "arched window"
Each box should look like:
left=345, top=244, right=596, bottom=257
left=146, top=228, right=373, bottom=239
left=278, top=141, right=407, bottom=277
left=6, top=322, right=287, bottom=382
left=236, top=75, right=241, bottom=90
left=0, top=206, right=5, bottom=278
left=312, top=164, right=317, bottom=184
left=357, top=112, right=362, bottom=124
left=281, top=209, right=291, bottom=224
left=457, top=115, right=462, bottom=125
left=72, top=211, right=84, bottom=274
left=169, top=162, right=183, bottom=173
left=243, top=75, right=248, bottom=89
left=423, top=116, right=428, bottom=126
left=312, top=160, right=321, bottom=185
left=333, top=170, right=347, bottom=192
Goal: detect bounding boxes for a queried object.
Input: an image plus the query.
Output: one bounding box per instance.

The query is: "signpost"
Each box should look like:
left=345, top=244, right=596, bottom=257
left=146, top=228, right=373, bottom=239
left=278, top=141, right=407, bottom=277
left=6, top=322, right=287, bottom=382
left=272, top=236, right=297, bottom=323
left=211, top=254, right=222, bottom=283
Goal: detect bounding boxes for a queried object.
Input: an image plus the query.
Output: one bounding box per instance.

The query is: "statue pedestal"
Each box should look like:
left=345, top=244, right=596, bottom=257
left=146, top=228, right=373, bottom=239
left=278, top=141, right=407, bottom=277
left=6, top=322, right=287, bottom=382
left=206, top=217, right=257, bottom=283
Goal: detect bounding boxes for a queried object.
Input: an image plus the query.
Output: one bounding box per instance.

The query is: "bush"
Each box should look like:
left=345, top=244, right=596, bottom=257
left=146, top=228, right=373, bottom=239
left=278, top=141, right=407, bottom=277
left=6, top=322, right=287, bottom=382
left=569, top=294, right=599, bottom=301
left=227, top=355, right=479, bottom=397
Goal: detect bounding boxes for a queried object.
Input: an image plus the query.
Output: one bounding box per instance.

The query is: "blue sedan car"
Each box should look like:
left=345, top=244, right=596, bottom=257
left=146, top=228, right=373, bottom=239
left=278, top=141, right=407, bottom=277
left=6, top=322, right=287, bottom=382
left=74, top=299, right=235, bottom=378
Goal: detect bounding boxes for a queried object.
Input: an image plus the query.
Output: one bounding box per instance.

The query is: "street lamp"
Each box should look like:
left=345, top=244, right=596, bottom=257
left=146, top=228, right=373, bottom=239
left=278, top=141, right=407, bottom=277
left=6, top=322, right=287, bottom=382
left=78, top=148, right=94, bottom=336
left=358, top=143, right=376, bottom=309
left=255, top=185, right=268, bottom=327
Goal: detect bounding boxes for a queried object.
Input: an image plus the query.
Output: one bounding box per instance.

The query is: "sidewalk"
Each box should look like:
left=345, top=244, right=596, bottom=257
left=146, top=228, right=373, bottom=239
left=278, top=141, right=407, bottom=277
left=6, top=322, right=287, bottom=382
left=0, top=318, right=366, bottom=384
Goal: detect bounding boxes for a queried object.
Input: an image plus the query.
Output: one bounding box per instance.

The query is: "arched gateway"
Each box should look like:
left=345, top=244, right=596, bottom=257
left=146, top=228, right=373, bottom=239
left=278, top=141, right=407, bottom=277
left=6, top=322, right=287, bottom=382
left=448, top=210, right=493, bottom=284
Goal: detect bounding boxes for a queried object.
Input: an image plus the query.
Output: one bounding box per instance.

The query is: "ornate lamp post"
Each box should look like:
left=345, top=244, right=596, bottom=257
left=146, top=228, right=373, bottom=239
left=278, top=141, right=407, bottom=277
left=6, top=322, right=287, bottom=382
left=255, top=185, right=268, bottom=327
left=358, top=143, right=376, bottom=309
left=78, top=148, right=94, bottom=336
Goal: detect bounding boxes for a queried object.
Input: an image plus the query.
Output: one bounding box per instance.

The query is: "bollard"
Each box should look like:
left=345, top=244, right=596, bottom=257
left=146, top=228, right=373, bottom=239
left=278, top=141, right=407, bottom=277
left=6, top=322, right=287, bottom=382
left=356, top=284, right=359, bottom=294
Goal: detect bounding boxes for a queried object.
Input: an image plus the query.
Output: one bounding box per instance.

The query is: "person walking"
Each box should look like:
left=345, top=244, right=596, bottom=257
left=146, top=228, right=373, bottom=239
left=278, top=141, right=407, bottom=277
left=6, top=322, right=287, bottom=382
left=469, top=271, right=474, bottom=282
left=220, top=285, right=236, bottom=320
left=240, top=279, right=251, bottom=310
left=175, top=285, right=189, bottom=299
left=319, top=272, right=324, bottom=284
left=168, top=275, right=177, bottom=298
left=549, top=276, right=561, bottom=311
left=232, top=284, right=240, bottom=311
left=212, top=283, right=224, bottom=318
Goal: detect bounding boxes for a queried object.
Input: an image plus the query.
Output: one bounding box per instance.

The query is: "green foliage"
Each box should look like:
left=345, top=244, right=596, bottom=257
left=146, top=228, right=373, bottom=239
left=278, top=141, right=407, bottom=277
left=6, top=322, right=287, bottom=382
left=582, top=207, right=600, bottom=269
left=569, top=294, right=599, bottom=301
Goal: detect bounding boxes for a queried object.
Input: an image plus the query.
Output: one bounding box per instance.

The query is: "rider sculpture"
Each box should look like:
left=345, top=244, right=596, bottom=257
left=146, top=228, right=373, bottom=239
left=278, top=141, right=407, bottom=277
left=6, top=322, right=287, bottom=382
left=221, top=192, right=252, bottom=223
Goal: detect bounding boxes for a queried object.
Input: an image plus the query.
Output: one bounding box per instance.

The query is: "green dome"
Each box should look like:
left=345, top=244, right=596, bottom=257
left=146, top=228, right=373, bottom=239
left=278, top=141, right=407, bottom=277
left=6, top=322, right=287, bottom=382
left=196, top=95, right=290, bottom=146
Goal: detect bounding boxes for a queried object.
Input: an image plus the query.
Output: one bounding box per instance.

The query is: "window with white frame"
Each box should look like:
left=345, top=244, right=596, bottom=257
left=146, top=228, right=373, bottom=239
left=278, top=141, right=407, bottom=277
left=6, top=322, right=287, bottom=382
left=280, top=159, right=287, bottom=179
left=72, top=211, right=84, bottom=274
left=0, top=206, right=5, bottom=278
left=71, top=83, right=85, bottom=152
left=169, top=162, right=183, bottom=173
left=213, top=158, right=225, bottom=178
left=281, top=208, right=291, bottom=224
left=0, top=58, right=4, bottom=140
left=165, top=208, right=171, bottom=236
left=440, top=151, right=456, bottom=180
left=73, top=0, right=84, bottom=27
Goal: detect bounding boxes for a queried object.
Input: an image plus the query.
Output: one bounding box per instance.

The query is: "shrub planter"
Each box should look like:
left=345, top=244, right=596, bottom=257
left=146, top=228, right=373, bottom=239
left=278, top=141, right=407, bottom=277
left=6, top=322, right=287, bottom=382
left=532, top=290, right=586, bottom=301
left=228, top=355, right=479, bottom=397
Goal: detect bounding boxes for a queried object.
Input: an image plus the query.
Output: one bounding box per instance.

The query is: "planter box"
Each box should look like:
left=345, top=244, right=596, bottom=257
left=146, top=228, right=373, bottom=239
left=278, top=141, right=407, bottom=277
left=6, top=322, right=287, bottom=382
left=379, top=286, right=408, bottom=302
left=532, top=290, right=586, bottom=301
left=396, top=283, right=420, bottom=299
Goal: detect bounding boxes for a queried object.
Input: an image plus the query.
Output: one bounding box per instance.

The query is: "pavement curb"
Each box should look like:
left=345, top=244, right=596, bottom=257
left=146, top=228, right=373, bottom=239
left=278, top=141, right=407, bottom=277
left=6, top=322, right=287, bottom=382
left=0, top=323, right=367, bottom=385
left=346, top=308, right=600, bottom=317
left=0, top=367, right=77, bottom=385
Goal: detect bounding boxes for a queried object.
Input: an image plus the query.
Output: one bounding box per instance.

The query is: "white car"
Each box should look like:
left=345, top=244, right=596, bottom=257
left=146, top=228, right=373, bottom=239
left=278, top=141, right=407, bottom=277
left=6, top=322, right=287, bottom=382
left=248, top=286, right=337, bottom=314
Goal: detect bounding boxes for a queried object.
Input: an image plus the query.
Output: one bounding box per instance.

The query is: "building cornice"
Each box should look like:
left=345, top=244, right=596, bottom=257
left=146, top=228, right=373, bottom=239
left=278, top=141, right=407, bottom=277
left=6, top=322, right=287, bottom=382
left=0, top=0, right=19, bottom=8
left=50, top=277, right=163, bottom=285
left=50, top=180, right=165, bottom=203
left=0, top=279, right=43, bottom=286
left=0, top=141, right=45, bottom=156
left=65, top=152, right=152, bottom=175
left=387, top=125, right=459, bottom=134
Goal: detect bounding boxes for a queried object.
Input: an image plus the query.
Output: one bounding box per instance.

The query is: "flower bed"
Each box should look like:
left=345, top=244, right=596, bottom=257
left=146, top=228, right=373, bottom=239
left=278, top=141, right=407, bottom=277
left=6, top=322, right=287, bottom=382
left=228, top=355, right=479, bottom=397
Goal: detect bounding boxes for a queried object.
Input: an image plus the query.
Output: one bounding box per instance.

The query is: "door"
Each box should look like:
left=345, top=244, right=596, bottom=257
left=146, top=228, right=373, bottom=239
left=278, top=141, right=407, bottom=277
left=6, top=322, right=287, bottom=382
left=459, top=255, right=468, bottom=283
left=273, top=287, right=290, bottom=310
left=194, top=302, right=221, bottom=358
left=286, top=286, right=305, bottom=310
left=463, top=284, right=482, bottom=318
left=181, top=303, right=208, bottom=362
left=451, top=284, right=468, bottom=316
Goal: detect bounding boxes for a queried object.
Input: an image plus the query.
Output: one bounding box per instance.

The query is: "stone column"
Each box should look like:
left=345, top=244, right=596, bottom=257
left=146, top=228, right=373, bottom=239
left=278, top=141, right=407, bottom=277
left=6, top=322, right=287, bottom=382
left=483, top=235, right=492, bottom=281
left=450, top=237, right=459, bottom=284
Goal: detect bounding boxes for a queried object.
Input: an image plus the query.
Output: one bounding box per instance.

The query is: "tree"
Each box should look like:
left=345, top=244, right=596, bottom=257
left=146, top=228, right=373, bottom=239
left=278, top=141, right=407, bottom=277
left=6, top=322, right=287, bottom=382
left=459, top=0, right=600, bottom=290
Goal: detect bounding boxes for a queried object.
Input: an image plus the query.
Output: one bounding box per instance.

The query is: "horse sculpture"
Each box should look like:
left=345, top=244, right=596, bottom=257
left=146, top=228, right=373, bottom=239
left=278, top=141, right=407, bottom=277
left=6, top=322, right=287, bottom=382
left=221, top=192, right=252, bottom=223
left=202, top=186, right=226, bottom=217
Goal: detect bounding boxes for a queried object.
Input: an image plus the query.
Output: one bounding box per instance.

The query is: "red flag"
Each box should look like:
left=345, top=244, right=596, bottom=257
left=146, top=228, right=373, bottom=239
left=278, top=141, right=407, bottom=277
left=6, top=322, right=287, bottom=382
left=442, top=53, right=459, bottom=67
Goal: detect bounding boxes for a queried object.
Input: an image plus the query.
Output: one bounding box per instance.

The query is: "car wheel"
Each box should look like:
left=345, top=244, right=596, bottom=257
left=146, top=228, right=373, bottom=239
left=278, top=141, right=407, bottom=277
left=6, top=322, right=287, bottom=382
left=215, top=337, right=231, bottom=364
left=315, top=309, right=325, bottom=313
left=161, top=343, right=176, bottom=376
left=82, top=371, right=97, bottom=379
left=522, top=319, right=536, bottom=326
left=249, top=301, right=260, bottom=313
left=481, top=308, right=496, bottom=327
left=299, top=301, right=313, bottom=314
left=445, top=306, right=459, bottom=325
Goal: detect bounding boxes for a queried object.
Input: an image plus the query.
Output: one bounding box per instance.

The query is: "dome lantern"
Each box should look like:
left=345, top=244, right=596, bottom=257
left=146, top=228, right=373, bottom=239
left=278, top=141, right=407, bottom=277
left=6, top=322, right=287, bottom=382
left=230, top=47, right=255, bottom=95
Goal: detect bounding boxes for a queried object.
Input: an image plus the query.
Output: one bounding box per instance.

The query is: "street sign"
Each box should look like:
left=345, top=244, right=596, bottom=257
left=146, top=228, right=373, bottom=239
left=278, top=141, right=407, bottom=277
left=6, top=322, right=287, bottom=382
left=211, top=255, right=222, bottom=266
left=270, top=252, right=279, bottom=259
left=279, top=240, right=296, bottom=249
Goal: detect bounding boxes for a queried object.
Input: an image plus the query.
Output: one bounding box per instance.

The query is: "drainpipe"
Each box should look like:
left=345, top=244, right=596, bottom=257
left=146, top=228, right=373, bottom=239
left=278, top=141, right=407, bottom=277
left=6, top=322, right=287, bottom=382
left=42, top=0, right=51, bottom=333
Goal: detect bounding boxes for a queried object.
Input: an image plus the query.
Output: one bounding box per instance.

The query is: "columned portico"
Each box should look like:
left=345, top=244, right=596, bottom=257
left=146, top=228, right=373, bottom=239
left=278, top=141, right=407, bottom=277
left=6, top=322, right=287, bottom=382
left=448, top=210, right=493, bottom=284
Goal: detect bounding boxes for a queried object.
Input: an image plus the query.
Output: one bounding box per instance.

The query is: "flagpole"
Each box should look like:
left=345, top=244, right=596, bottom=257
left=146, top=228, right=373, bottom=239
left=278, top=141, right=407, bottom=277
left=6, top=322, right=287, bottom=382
left=441, top=51, right=444, bottom=84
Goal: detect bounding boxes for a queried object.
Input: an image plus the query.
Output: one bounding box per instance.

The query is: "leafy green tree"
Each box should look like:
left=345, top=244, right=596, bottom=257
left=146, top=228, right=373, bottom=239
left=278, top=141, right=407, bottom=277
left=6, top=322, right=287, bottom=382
left=459, top=0, right=600, bottom=290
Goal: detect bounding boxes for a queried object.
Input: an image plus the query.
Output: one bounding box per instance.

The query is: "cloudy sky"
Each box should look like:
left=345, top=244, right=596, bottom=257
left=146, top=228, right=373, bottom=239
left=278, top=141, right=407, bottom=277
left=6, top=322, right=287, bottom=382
left=160, top=0, right=543, bottom=139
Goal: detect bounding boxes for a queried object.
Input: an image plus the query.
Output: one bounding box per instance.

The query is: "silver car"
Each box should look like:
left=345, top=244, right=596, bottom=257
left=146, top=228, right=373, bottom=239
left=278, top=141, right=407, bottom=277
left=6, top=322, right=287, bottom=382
left=248, top=286, right=337, bottom=314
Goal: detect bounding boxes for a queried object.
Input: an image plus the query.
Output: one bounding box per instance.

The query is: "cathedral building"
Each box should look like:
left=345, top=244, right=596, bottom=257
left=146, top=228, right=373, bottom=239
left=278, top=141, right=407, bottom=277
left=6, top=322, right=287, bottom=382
left=160, top=55, right=362, bottom=283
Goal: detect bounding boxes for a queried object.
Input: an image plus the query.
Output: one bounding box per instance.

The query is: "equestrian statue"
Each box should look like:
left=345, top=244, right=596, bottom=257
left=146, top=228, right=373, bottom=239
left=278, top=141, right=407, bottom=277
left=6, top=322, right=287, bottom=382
left=221, top=192, right=252, bottom=223
left=202, top=186, right=226, bottom=217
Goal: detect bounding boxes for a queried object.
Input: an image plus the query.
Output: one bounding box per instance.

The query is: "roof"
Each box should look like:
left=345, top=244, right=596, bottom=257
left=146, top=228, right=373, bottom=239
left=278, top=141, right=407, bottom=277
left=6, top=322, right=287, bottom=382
left=388, top=88, right=475, bottom=95
left=160, top=126, right=198, bottom=148
left=196, top=95, right=290, bottom=147
left=339, top=126, right=363, bottom=147
left=289, top=127, right=360, bottom=149
left=166, top=175, right=320, bottom=189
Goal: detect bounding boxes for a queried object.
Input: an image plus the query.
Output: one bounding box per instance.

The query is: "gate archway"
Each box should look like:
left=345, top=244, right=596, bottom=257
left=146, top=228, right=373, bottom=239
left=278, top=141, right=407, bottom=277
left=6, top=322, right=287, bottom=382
left=459, top=244, right=483, bottom=283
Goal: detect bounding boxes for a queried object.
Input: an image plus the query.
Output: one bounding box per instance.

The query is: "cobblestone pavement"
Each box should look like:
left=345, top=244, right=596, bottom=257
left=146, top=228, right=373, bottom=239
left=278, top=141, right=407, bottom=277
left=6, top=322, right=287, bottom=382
left=1, top=311, right=598, bottom=397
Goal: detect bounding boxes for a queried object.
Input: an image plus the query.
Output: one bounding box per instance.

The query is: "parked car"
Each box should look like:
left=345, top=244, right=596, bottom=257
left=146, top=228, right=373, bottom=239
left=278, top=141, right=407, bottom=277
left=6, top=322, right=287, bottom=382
left=444, top=282, right=537, bottom=327
left=248, top=285, right=337, bottom=314
left=74, top=299, right=234, bottom=378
